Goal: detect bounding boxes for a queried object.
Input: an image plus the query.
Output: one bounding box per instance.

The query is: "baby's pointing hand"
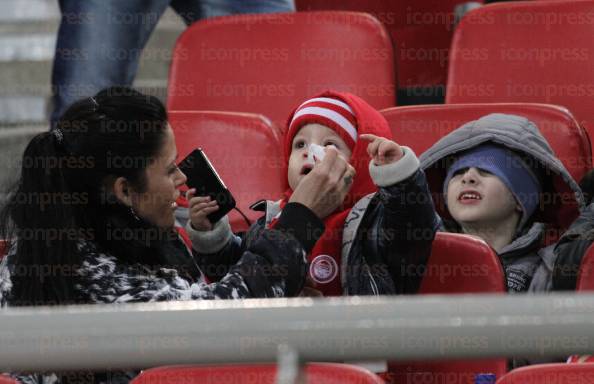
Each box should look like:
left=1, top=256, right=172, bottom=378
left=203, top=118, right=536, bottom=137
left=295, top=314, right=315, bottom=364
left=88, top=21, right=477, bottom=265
left=360, top=134, right=404, bottom=166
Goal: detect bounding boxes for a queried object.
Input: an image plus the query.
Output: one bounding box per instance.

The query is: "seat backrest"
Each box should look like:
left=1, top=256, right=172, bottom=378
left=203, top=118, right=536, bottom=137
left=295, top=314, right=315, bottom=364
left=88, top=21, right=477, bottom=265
left=497, top=363, right=594, bottom=384
left=422, top=227, right=505, bottom=384
left=131, top=363, right=384, bottom=384
left=577, top=243, right=594, bottom=291
left=168, top=11, right=395, bottom=128
left=169, top=111, right=286, bottom=232
left=296, top=0, right=482, bottom=89
left=381, top=103, right=589, bottom=235
left=420, top=232, right=506, bottom=294
left=381, top=103, right=591, bottom=182
left=446, top=0, right=594, bottom=145
left=389, top=232, right=507, bottom=383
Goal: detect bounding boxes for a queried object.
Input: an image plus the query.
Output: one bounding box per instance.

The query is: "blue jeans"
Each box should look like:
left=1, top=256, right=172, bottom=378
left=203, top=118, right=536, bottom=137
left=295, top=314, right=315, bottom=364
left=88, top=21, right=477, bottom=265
left=50, top=0, right=294, bottom=125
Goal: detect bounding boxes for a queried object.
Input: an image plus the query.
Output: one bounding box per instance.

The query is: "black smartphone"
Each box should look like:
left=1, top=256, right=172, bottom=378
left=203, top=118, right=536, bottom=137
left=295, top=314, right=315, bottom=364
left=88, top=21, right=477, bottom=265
left=177, top=148, right=236, bottom=224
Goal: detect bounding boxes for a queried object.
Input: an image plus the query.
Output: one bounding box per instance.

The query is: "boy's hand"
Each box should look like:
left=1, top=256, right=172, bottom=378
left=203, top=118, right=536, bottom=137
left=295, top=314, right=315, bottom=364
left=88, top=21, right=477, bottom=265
left=360, top=134, right=404, bottom=165
left=187, top=188, right=219, bottom=231
left=289, top=147, right=355, bottom=220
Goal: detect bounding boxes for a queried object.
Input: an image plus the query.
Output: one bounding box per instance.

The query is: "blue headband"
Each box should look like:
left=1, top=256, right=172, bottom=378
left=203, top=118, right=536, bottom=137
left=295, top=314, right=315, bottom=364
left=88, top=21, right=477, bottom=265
left=444, top=144, right=541, bottom=229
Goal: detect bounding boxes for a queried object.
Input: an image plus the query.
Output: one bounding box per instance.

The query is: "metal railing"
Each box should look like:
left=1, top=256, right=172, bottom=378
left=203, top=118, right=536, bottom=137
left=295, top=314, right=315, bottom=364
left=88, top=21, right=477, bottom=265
left=1, top=293, right=593, bottom=372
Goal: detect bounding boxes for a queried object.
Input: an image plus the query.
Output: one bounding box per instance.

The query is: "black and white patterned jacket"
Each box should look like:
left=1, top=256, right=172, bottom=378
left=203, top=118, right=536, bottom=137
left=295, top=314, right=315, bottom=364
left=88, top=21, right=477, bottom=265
left=0, top=202, right=322, bottom=383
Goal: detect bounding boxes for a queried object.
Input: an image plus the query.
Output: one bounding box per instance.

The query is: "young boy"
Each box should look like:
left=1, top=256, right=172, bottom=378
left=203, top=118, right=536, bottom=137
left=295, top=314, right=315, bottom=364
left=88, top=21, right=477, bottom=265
left=417, top=113, right=584, bottom=293
left=185, top=91, right=439, bottom=296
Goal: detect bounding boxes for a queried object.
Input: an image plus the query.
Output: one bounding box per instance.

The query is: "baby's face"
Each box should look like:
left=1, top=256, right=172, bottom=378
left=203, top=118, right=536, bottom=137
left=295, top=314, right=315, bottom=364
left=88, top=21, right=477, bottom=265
left=287, top=123, right=352, bottom=191
left=446, top=166, right=521, bottom=229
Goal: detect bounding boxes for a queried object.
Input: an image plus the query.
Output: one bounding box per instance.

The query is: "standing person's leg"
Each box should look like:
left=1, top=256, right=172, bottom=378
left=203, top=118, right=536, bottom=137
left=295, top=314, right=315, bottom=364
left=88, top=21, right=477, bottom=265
left=169, top=0, right=293, bottom=24
left=201, top=0, right=294, bottom=18
left=50, top=0, right=171, bottom=126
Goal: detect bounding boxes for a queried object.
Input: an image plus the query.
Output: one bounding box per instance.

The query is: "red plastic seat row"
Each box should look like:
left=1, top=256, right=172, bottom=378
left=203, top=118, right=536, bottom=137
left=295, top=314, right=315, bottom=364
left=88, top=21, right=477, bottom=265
left=381, top=103, right=590, bottom=237
left=296, top=0, right=484, bottom=91
left=168, top=109, right=514, bottom=382
left=497, top=363, right=594, bottom=384
left=388, top=232, right=507, bottom=384
left=169, top=111, right=287, bottom=232
left=380, top=102, right=590, bottom=382
left=0, top=230, right=514, bottom=384
left=131, top=362, right=384, bottom=384
left=170, top=101, right=591, bottom=235
left=168, top=11, right=396, bottom=128
left=447, top=0, right=594, bottom=155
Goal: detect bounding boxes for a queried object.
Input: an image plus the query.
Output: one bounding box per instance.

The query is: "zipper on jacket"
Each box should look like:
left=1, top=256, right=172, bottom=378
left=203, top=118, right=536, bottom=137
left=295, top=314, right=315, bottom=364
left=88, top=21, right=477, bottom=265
left=366, top=264, right=379, bottom=295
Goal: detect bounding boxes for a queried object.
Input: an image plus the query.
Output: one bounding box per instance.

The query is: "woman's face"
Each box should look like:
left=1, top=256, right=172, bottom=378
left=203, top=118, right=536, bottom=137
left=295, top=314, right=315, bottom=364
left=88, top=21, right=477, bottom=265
left=130, top=125, right=187, bottom=229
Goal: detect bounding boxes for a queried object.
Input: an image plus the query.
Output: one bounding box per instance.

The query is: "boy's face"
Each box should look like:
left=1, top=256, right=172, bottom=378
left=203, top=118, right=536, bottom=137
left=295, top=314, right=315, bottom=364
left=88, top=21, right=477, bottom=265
left=288, top=123, right=352, bottom=191
left=446, top=167, right=521, bottom=228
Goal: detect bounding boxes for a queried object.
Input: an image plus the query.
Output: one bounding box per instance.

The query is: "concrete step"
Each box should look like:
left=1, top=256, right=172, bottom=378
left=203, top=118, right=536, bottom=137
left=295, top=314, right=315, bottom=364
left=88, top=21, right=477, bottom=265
left=0, top=82, right=169, bottom=126
left=0, top=4, right=183, bottom=125
left=0, top=24, right=182, bottom=89
left=0, top=0, right=59, bottom=22
left=0, top=26, right=56, bottom=62
left=0, top=96, right=48, bottom=125
left=0, top=1, right=184, bottom=187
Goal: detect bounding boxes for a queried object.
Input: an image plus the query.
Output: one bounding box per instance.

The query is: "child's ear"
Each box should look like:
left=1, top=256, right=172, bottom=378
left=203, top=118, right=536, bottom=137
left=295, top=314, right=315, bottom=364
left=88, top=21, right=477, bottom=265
left=112, top=176, right=133, bottom=207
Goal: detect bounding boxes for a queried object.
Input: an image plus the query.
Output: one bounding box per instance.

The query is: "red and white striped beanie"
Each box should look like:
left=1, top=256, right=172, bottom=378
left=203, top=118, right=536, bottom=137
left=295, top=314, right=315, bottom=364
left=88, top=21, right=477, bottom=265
left=286, top=96, right=358, bottom=152
left=284, top=91, right=393, bottom=208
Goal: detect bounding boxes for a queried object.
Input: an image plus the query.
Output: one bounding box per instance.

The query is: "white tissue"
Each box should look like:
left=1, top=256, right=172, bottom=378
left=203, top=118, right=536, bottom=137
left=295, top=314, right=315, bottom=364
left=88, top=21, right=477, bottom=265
left=307, top=143, right=326, bottom=164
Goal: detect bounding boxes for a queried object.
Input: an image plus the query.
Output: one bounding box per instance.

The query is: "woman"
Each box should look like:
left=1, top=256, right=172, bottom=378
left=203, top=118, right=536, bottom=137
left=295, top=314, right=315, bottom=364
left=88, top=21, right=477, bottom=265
left=0, top=86, right=355, bottom=382
left=0, top=86, right=350, bottom=308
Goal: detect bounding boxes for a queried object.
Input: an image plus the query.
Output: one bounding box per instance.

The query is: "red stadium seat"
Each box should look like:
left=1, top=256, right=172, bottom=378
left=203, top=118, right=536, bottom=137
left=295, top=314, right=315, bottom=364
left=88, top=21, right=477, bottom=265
left=169, top=111, right=286, bottom=232
left=381, top=103, right=590, bottom=236
left=420, top=232, right=506, bottom=294
left=131, top=363, right=384, bottom=384
left=446, top=0, right=594, bottom=150
left=0, top=377, right=17, bottom=384
left=497, top=363, right=594, bottom=384
left=296, top=0, right=483, bottom=94
left=388, top=232, right=507, bottom=384
left=168, top=12, right=396, bottom=128
left=577, top=243, right=594, bottom=291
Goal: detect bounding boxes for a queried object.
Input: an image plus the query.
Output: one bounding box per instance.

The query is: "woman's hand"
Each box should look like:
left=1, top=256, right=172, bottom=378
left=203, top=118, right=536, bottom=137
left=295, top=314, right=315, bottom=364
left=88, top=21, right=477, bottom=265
left=289, top=147, right=355, bottom=219
left=187, top=189, right=219, bottom=231
left=360, top=133, right=404, bottom=165
left=299, top=275, right=324, bottom=297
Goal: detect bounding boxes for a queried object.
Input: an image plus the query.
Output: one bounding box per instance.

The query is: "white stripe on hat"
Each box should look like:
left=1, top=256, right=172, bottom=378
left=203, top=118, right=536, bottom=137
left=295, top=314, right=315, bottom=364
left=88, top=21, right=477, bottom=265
left=293, top=106, right=357, bottom=142
left=296, top=97, right=354, bottom=114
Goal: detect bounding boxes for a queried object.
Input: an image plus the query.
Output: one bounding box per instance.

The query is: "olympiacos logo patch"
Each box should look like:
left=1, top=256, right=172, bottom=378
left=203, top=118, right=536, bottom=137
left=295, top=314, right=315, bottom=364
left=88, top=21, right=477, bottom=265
left=309, top=254, right=338, bottom=284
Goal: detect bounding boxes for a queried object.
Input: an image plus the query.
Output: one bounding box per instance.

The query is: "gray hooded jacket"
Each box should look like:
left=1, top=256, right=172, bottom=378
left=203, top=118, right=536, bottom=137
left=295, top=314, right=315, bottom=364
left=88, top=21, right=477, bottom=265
left=419, top=113, right=584, bottom=293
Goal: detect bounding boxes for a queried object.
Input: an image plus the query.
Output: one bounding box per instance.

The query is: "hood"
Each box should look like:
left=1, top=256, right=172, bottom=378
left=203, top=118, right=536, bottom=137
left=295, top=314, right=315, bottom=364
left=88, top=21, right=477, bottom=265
left=419, top=113, right=584, bottom=235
